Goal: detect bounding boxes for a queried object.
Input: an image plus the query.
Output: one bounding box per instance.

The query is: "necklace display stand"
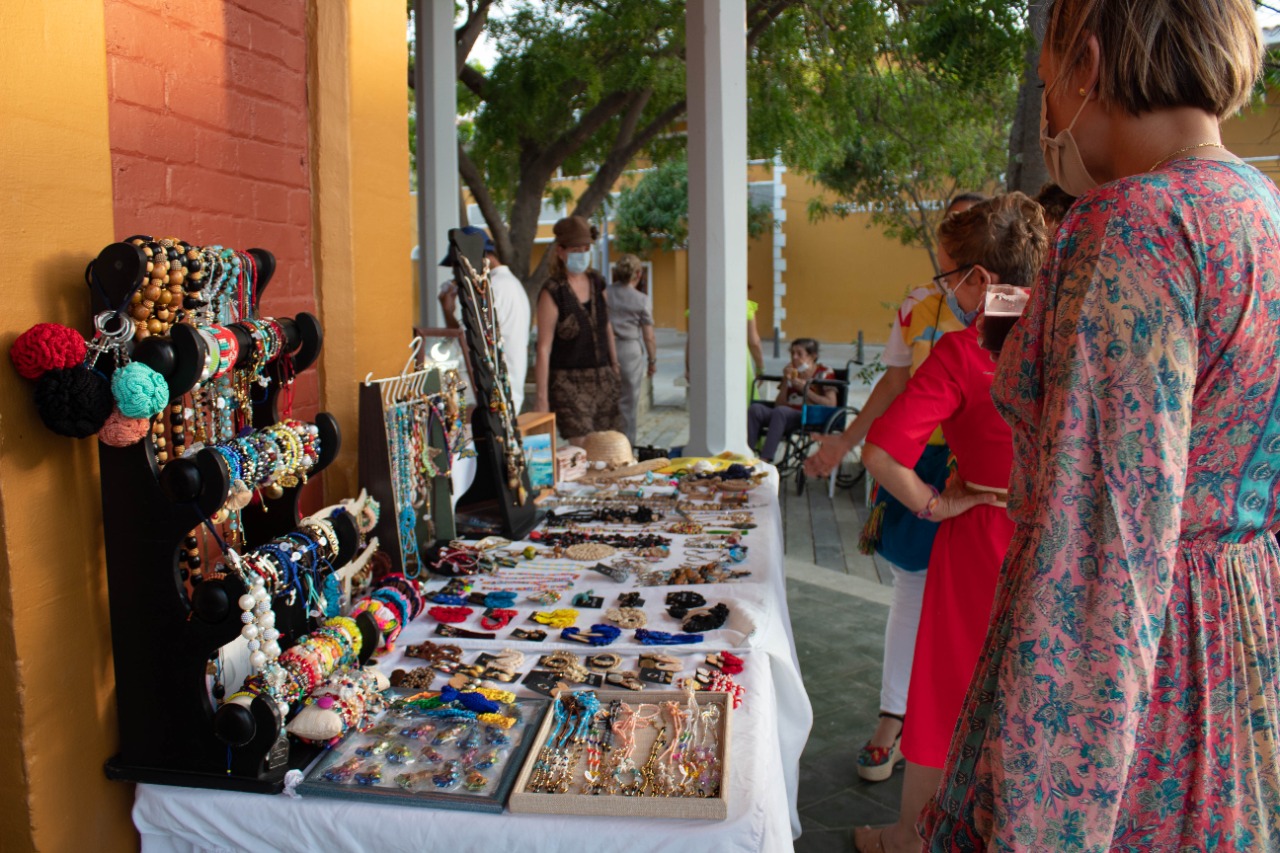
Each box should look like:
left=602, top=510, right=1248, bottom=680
left=358, top=340, right=457, bottom=576
left=89, top=241, right=375, bottom=793
left=448, top=229, right=538, bottom=540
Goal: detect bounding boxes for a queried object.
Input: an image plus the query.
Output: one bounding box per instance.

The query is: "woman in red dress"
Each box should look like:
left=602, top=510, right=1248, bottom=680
left=853, top=193, right=1047, bottom=853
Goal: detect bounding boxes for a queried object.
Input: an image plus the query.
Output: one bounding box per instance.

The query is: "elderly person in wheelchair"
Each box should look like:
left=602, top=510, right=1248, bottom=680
left=747, top=338, right=839, bottom=467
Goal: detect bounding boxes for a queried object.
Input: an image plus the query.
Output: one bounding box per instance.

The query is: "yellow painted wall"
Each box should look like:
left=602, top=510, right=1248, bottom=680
left=643, top=172, right=934, bottom=346
left=776, top=173, right=936, bottom=345
left=311, top=0, right=417, bottom=501
left=0, top=1, right=136, bottom=850
left=1222, top=95, right=1280, bottom=183
left=747, top=230, right=775, bottom=338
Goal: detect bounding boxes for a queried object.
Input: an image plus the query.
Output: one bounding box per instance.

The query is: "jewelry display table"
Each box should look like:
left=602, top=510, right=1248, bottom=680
left=132, top=471, right=812, bottom=851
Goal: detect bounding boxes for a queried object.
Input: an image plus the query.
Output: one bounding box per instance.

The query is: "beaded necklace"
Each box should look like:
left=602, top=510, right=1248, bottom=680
left=456, top=254, right=528, bottom=504
left=386, top=400, right=423, bottom=575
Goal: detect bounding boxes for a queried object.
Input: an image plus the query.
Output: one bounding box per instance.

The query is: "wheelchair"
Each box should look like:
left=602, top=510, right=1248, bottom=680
left=752, top=359, right=864, bottom=495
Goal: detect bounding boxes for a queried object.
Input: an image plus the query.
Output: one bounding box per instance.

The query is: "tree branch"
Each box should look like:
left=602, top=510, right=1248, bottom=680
left=455, top=0, right=493, bottom=75
left=571, top=98, right=687, bottom=224
left=460, top=65, right=488, bottom=100
left=458, top=142, right=511, bottom=261
left=534, top=90, right=634, bottom=174
left=616, top=89, right=654, bottom=148
left=747, top=0, right=800, bottom=48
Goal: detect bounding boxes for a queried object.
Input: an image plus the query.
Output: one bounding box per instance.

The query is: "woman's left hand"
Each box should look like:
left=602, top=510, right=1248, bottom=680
left=928, top=480, right=1002, bottom=522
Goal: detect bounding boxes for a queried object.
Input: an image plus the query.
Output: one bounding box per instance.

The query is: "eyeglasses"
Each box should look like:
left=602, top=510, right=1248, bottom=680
left=931, top=264, right=974, bottom=295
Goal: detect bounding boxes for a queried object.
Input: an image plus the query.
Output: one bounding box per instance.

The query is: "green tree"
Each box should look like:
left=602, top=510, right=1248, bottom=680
left=803, top=0, right=1027, bottom=272
left=439, top=0, right=1027, bottom=289
left=610, top=156, right=771, bottom=256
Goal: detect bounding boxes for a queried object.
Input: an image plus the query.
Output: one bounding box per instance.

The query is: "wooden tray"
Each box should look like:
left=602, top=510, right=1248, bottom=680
left=507, top=689, right=731, bottom=820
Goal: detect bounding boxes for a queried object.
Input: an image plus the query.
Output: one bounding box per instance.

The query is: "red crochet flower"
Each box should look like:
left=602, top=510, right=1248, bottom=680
left=10, top=323, right=87, bottom=380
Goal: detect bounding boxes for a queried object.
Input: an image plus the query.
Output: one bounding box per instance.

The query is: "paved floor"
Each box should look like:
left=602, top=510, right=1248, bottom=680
left=634, top=329, right=904, bottom=852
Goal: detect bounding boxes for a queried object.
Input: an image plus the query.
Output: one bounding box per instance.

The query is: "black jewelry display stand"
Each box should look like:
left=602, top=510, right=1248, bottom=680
left=357, top=376, right=456, bottom=576
left=89, top=241, right=374, bottom=793
left=448, top=229, right=539, bottom=540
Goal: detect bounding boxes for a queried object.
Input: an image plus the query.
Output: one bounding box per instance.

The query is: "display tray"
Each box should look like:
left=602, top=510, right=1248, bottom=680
left=297, top=696, right=549, bottom=813
left=507, top=689, right=732, bottom=820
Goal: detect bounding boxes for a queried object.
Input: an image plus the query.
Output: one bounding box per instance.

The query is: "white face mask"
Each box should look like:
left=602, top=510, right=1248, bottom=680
left=1040, top=86, right=1098, bottom=197
left=565, top=251, right=591, bottom=275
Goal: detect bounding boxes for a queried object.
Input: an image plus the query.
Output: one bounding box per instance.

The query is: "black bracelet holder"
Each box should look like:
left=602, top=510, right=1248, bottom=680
left=89, top=242, right=373, bottom=793
left=447, top=229, right=539, bottom=540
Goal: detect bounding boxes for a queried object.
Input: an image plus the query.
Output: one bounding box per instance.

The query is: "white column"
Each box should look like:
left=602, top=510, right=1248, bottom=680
left=414, top=0, right=459, bottom=329
left=685, top=0, right=748, bottom=456
left=772, top=157, right=788, bottom=340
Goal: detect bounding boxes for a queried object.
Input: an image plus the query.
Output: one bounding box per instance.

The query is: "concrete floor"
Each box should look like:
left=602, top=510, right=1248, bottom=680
left=634, top=329, right=904, bottom=852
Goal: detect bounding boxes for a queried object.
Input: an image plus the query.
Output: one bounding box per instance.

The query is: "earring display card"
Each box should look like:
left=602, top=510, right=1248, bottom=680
left=298, top=696, right=549, bottom=813
left=507, top=689, right=732, bottom=820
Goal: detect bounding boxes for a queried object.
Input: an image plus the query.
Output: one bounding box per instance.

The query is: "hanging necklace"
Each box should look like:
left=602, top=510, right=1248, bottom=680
left=387, top=401, right=421, bottom=575
left=1148, top=142, right=1226, bottom=172
left=457, top=254, right=529, bottom=504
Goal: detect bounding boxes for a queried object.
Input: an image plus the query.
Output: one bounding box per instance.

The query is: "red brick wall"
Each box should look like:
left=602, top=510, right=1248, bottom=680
left=104, top=0, right=318, bottom=420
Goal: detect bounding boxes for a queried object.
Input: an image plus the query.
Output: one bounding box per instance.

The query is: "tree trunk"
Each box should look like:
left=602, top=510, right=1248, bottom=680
left=1006, top=8, right=1048, bottom=194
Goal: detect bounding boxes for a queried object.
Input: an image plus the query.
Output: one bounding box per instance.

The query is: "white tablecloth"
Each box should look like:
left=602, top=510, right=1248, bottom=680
left=133, top=471, right=811, bottom=852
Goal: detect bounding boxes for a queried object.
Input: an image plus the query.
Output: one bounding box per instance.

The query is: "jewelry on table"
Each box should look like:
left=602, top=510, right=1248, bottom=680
left=540, top=650, right=589, bottom=684
left=560, top=624, right=622, bottom=646
left=589, top=562, right=631, bottom=583
left=564, top=542, right=617, bottom=561
left=638, top=652, right=682, bottom=673
left=605, top=670, right=646, bottom=692
left=681, top=602, right=729, bottom=633
left=428, top=605, right=473, bottom=623
left=604, top=607, right=648, bottom=629
left=636, top=628, right=703, bottom=645
left=390, top=667, right=437, bottom=690
left=531, top=608, right=579, bottom=629
left=586, top=652, right=621, bottom=672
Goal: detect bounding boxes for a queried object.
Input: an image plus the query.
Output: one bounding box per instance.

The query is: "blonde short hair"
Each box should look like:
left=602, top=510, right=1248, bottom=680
left=612, top=254, right=643, bottom=284
left=1045, top=0, right=1261, bottom=118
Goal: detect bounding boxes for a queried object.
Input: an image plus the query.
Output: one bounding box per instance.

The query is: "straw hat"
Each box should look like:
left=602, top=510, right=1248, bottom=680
left=580, top=431, right=635, bottom=470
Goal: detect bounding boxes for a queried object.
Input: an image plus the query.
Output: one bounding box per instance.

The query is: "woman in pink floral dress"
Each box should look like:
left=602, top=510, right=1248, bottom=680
left=923, top=2, right=1280, bottom=850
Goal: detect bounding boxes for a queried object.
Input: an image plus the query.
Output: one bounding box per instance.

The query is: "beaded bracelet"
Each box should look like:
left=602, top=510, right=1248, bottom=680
left=372, top=588, right=412, bottom=628
left=915, top=485, right=941, bottom=520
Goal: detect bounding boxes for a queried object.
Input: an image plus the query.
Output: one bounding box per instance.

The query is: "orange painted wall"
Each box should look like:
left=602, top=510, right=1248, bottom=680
left=0, top=2, right=415, bottom=848
left=103, top=0, right=320, bottom=421
left=0, top=0, right=135, bottom=850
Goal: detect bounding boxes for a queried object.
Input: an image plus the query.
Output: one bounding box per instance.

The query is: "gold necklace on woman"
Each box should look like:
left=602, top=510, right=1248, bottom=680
left=1148, top=142, right=1226, bottom=172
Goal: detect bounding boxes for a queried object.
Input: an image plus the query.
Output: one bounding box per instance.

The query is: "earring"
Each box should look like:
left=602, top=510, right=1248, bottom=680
left=1078, top=87, right=1088, bottom=97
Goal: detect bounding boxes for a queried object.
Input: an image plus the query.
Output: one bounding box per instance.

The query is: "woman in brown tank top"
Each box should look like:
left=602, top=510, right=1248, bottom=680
left=533, top=216, right=622, bottom=443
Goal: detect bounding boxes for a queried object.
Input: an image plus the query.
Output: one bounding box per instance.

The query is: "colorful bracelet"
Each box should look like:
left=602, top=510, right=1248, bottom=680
left=915, top=485, right=941, bottom=520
